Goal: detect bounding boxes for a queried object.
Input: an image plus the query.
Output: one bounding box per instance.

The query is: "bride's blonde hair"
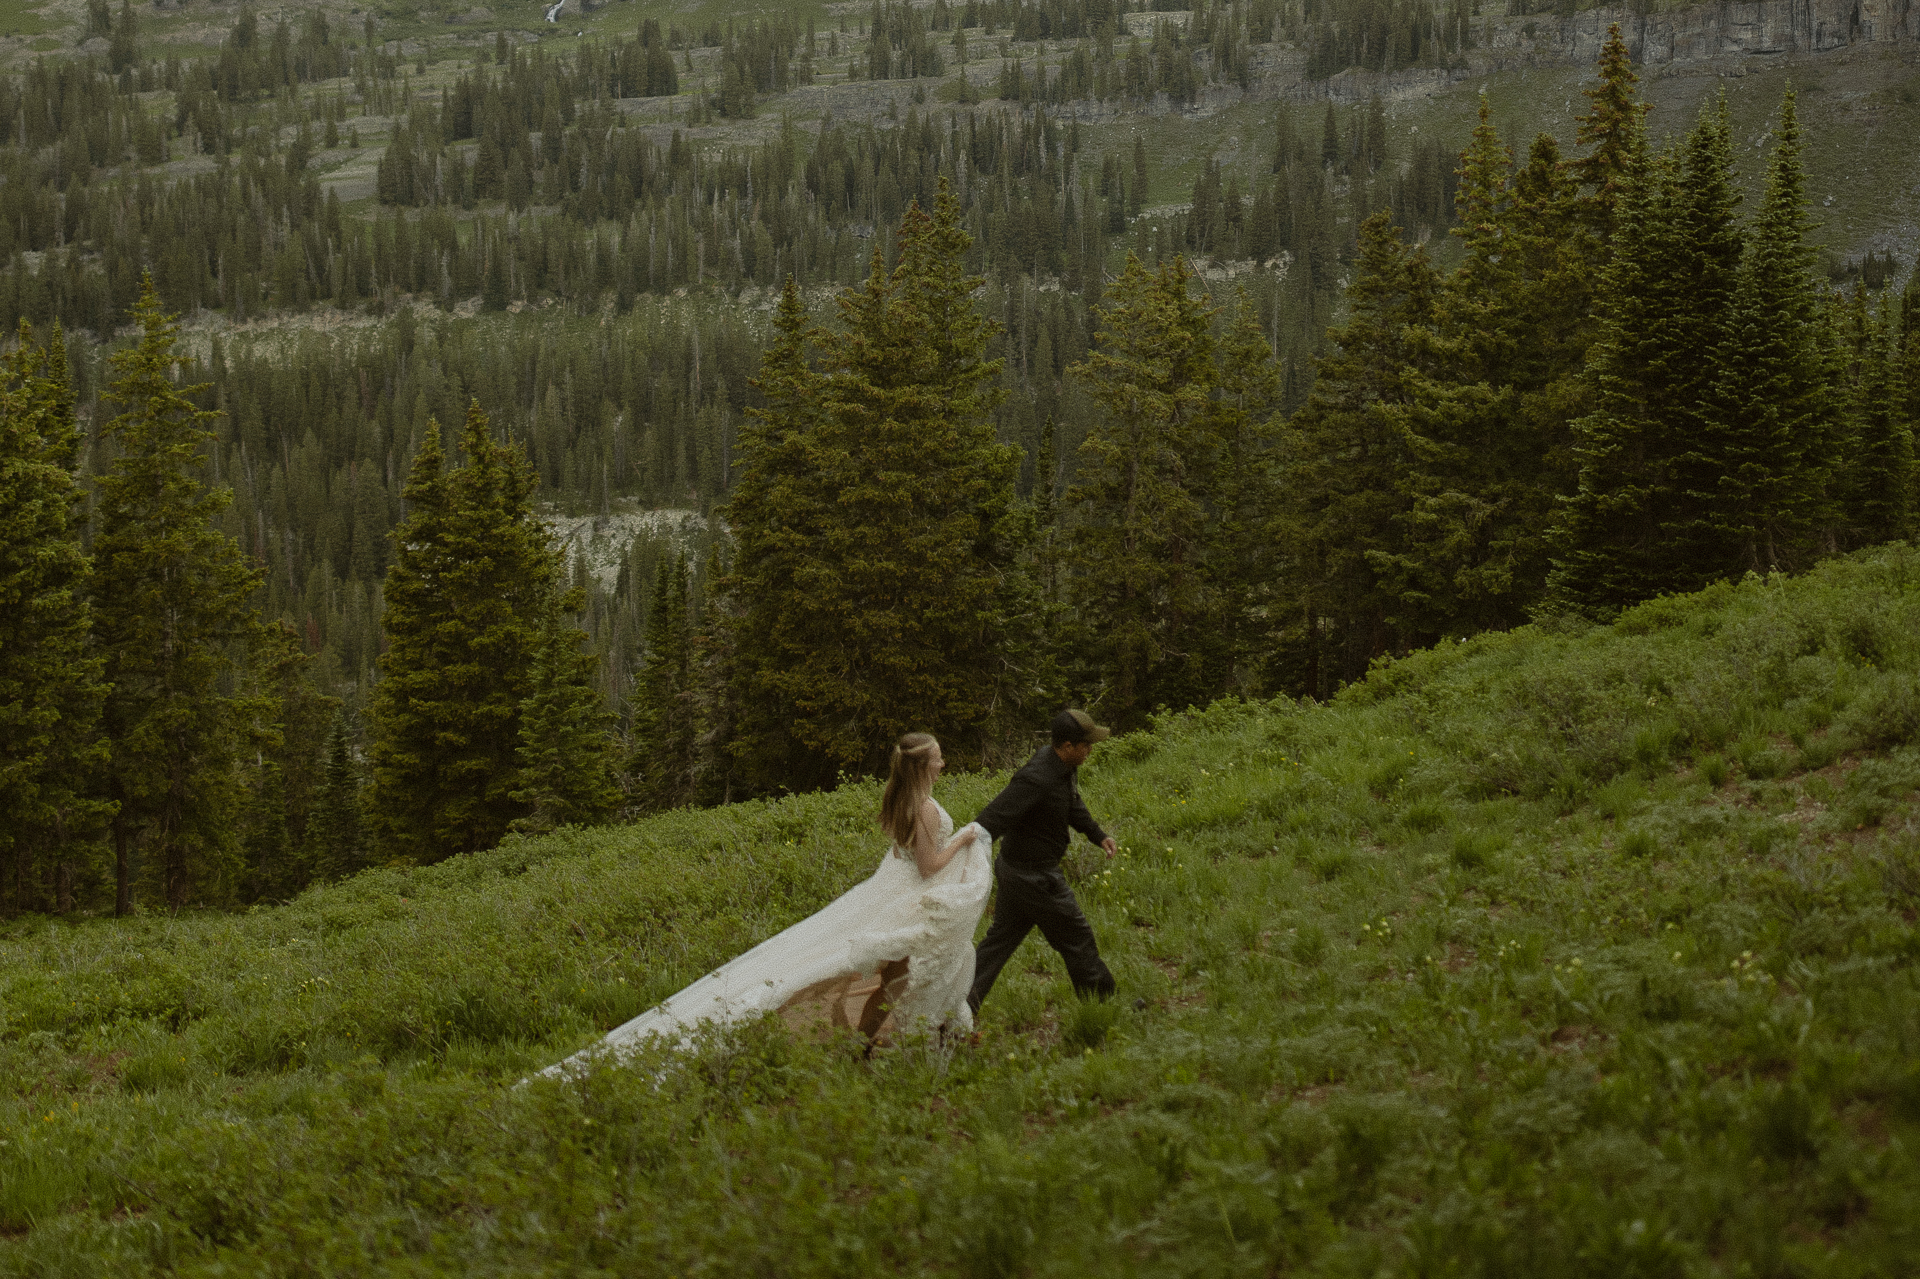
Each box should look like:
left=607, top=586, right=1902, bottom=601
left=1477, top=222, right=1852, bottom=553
left=879, top=733, right=940, bottom=848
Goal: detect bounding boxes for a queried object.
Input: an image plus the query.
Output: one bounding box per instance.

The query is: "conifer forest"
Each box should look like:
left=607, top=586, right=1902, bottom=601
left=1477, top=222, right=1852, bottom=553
left=0, top=0, right=1915, bottom=923
left=9, top=1, right=1920, bottom=1274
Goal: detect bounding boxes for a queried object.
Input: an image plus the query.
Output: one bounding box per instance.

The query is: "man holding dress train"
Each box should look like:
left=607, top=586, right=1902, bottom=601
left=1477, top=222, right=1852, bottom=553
left=945, top=709, right=1119, bottom=1014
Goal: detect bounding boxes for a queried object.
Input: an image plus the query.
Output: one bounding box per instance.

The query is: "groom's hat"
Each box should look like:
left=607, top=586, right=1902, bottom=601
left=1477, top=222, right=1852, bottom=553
left=1051, top=708, right=1111, bottom=745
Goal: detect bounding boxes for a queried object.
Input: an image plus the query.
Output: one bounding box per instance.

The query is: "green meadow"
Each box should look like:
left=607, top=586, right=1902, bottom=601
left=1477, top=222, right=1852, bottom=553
left=4, top=546, right=1920, bottom=1275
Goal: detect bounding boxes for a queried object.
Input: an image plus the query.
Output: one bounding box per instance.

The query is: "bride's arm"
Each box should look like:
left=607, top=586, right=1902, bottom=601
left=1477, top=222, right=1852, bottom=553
left=936, top=821, right=981, bottom=867
left=913, top=799, right=960, bottom=878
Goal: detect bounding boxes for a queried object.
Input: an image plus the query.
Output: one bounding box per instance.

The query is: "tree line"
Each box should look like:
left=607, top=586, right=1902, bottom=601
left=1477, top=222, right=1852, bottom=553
left=7, top=26, right=1911, bottom=917
left=1, top=281, right=622, bottom=916
left=627, top=27, right=1920, bottom=806
left=1275, top=30, right=1917, bottom=691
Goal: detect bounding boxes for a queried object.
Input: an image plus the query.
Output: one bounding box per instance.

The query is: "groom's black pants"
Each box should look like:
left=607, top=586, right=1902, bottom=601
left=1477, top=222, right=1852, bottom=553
left=969, top=858, right=1115, bottom=1010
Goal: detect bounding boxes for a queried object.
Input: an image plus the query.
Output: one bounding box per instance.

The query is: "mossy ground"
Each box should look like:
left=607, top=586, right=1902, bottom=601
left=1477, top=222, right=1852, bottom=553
left=4, top=546, right=1919, bottom=1275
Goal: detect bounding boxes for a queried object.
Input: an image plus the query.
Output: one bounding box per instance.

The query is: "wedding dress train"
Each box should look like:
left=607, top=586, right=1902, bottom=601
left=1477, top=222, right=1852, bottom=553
left=539, top=802, right=990, bottom=1077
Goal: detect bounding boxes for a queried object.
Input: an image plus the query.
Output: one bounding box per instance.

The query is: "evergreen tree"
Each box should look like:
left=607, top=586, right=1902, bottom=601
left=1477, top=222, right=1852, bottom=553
left=688, top=546, right=741, bottom=806
left=314, top=711, right=365, bottom=880
left=1902, top=282, right=1920, bottom=429
left=1833, top=292, right=1916, bottom=548
left=237, top=621, right=336, bottom=901
left=367, top=399, right=565, bottom=862
left=1378, top=108, right=1588, bottom=639
left=92, top=279, right=265, bottom=912
left=735, top=180, right=1031, bottom=779
left=1660, top=94, right=1747, bottom=575
left=1033, top=413, right=1062, bottom=602
left=0, top=322, right=109, bottom=917
left=721, top=275, right=829, bottom=787
left=1206, top=288, right=1283, bottom=682
left=512, top=602, right=621, bottom=833
left=1548, top=102, right=1743, bottom=614
left=1570, top=23, right=1647, bottom=243
left=627, top=555, right=697, bottom=811
left=1705, top=87, right=1828, bottom=574
left=1066, top=254, right=1271, bottom=723
left=1273, top=212, right=1435, bottom=695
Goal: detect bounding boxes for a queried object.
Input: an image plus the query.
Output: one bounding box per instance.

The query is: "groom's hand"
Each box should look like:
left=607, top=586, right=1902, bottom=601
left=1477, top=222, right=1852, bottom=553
left=1101, top=837, right=1117, bottom=858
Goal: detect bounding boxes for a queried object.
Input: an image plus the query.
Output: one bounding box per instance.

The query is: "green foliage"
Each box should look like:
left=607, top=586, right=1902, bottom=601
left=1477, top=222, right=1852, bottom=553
left=236, top=622, right=339, bottom=902
left=5, top=546, right=1920, bottom=1273
left=721, top=276, right=830, bottom=788
left=366, top=400, right=566, bottom=863
left=1706, top=87, right=1829, bottom=573
left=728, top=183, right=1037, bottom=781
left=0, top=321, right=108, bottom=916
left=1273, top=210, right=1436, bottom=696
left=91, top=278, right=266, bottom=913
left=1547, top=98, right=1745, bottom=614
left=1832, top=290, right=1917, bottom=548
left=1374, top=104, right=1588, bottom=641
left=312, top=712, right=365, bottom=881
left=627, top=555, right=699, bottom=812
left=1569, top=22, right=1647, bottom=240
left=1067, top=253, right=1261, bottom=726
left=510, top=605, right=621, bottom=835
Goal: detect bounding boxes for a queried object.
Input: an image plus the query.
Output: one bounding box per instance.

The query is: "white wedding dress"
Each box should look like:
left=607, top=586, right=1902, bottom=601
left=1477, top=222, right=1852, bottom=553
left=538, top=801, right=991, bottom=1077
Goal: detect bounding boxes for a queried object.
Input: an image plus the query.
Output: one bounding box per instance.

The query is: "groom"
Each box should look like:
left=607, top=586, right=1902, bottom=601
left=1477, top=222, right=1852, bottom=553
left=952, top=709, right=1119, bottom=1014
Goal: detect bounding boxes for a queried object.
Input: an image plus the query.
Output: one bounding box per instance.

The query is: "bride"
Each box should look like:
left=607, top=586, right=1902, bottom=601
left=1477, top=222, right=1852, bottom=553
left=538, top=733, right=991, bottom=1077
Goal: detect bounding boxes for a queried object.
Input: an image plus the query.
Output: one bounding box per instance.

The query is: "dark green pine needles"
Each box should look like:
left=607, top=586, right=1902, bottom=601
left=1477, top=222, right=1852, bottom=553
left=0, top=320, right=109, bottom=917
left=367, top=399, right=618, bottom=864
left=722, top=180, right=1038, bottom=786
left=91, top=278, right=267, bottom=913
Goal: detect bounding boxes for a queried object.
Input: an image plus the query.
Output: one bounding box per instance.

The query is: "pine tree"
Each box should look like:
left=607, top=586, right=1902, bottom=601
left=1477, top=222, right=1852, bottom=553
left=1206, top=288, right=1283, bottom=680
left=511, top=604, right=621, bottom=834
left=1273, top=212, right=1435, bottom=695
left=688, top=546, right=741, bottom=806
left=1378, top=109, right=1588, bottom=639
left=1660, top=94, right=1747, bottom=576
left=1033, top=413, right=1062, bottom=602
left=367, top=399, right=565, bottom=862
left=92, top=278, right=265, bottom=912
left=1833, top=293, right=1916, bottom=548
left=721, top=275, right=829, bottom=787
left=1065, top=253, right=1265, bottom=723
left=1705, top=86, right=1828, bottom=574
left=0, top=322, right=110, bottom=917
left=732, top=180, right=1031, bottom=779
left=627, top=555, right=697, bottom=810
left=1571, top=22, right=1648, bottom=243
left=237, top=621, right=337, bottom=902
left=1548, top=102, right=1743, bottom=614
left=314, top=711, right=365, bottom=880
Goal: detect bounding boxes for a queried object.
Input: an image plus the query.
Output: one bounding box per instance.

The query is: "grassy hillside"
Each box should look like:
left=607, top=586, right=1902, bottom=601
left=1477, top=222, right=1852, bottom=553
left=5, top=547, right=1920, bottom=1275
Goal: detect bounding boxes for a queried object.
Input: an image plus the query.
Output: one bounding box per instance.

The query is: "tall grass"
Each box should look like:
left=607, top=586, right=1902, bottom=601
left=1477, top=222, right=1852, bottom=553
left=4, top=547, right=1920, bottom=1275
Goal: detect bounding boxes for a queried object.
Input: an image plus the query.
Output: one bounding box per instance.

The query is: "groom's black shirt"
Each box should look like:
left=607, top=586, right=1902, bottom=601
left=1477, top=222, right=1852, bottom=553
left=974, top=746, right=1109, bottom=868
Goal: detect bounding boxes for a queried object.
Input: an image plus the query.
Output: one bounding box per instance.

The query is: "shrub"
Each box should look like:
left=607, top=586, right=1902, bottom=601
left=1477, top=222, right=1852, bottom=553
left=1842, top=672, right=1920, bottom=750
left=1450, top=829, right=1501, bottom=870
